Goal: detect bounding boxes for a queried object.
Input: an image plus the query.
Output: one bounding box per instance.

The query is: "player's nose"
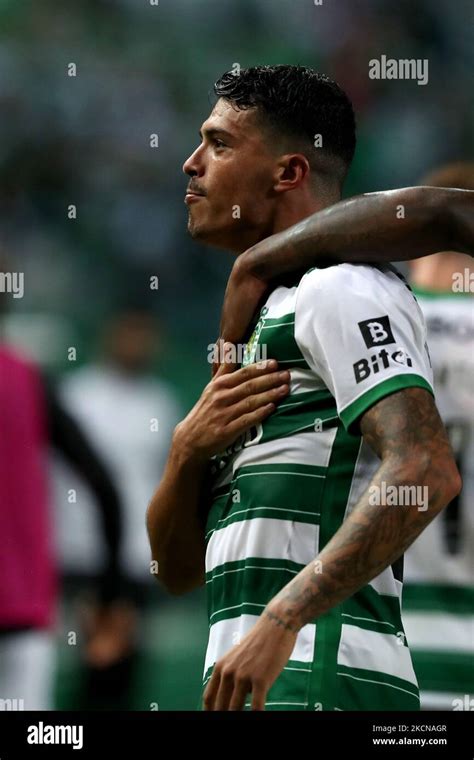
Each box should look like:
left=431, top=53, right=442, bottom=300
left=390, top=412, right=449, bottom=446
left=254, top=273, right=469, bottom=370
left=183, top=145, right=204, bottom=177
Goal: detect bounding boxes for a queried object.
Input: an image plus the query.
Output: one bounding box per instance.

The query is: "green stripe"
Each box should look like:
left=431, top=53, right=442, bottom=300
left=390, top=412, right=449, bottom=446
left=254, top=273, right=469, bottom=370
left=251, top=310, right=310, bottom=369
left=206, top=559, right=305, bottom=626
left=344, top=586, right=403, bottom=630
left=340, top=615, right=398, bottom=636
left=307, top=427, right=362, bottom=711
left=410, top=650, right=474, bottom=693
left=258, top=312, right=297, bottom=327
left=403, top=583, right=474, bottom=615
left=336, top=664, right=420, bottom=710
left=206, top=463, right=327, bottom=540
left=340, top=374, right=434, bottom=434
left=260, top=390, right=339, bottom=442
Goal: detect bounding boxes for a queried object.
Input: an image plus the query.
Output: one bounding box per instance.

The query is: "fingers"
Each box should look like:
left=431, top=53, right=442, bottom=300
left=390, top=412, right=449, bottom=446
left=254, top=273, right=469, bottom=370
left=203, top=670, right=220, bottom=711
left=203, top=668, right=253, bottom=711
left=214, top=671, right=239, bottom=711
left=224, top=403, right=274, bottom=439
left=228, top=680, right=250, bottom=711
left=226, top=370, right=290, bottom=405
left=213, top=357, right=276, bottom=386
left=250, top=681, right=267, bottom=711
left=226, top=383, right=289, bottom=422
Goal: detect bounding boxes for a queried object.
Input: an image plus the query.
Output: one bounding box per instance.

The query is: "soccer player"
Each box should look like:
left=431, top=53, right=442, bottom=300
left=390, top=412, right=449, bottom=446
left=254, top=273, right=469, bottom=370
left=147, top=65, right=460, bottom=711
left=216, top=157, right=474, bottom=710
left=401, top=163, right=474, bottom=710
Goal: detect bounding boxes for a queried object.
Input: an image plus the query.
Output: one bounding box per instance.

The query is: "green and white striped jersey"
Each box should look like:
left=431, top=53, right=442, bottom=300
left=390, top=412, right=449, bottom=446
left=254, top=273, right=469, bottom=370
left=403, top=288, right=474, bottom=711
left=203, top=263, right=434, bottom=711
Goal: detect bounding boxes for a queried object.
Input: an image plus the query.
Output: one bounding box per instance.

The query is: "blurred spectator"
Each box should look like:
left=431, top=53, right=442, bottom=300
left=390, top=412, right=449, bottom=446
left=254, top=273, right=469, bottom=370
left=54, top=309, right=181, bottom=708
left=0, top=259, right=123, bottom=710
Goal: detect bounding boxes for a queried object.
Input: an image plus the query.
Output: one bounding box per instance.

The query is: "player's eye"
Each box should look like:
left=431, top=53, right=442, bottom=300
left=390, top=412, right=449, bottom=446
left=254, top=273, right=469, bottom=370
left=213, top=138, right=226, bottom=149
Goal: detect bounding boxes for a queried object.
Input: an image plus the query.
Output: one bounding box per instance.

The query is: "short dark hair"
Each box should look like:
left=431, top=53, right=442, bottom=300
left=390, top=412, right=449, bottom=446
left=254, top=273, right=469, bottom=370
left=213, top=64, right=356, bottom=186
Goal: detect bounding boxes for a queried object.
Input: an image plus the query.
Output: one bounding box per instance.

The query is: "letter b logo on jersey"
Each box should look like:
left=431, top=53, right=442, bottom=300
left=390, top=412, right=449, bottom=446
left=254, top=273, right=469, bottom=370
left=358, top=316, right=395, bottom=348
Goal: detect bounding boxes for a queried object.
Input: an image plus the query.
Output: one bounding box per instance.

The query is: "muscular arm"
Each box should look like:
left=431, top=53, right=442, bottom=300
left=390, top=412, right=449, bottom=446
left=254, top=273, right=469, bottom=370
left=245, top=186, right=473, bottom=277
left=265, top=387, right=462, bottom=631
left=146, top=437, right=210, bottom=596
left=218, top=186, right=474, bottom=349
left=146, top=359, right=290, bottom=595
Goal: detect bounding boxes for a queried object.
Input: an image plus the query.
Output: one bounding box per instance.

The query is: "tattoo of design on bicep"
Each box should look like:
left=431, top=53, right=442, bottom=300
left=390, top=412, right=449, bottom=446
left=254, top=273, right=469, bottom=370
left=360, top=386, right=454, bottom=467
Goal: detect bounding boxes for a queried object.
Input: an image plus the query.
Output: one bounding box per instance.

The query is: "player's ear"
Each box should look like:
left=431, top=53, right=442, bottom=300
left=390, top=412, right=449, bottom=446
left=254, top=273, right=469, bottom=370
left=273, top=154, right=310, bottom=194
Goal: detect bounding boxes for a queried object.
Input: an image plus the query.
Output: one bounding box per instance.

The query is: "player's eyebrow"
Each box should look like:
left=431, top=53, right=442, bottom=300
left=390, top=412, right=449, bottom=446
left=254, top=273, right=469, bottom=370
left=199, top=126, right=235, bottom=142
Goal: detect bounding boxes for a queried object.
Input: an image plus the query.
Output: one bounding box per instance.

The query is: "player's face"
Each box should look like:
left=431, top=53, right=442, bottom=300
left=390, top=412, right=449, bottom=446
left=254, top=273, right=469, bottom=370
left=183, top=99, right=278, bottom=253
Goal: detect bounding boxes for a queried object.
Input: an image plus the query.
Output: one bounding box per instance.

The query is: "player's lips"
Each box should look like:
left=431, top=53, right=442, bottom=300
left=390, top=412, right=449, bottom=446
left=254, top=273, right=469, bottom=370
left=185, top=189, right=206, bottom=204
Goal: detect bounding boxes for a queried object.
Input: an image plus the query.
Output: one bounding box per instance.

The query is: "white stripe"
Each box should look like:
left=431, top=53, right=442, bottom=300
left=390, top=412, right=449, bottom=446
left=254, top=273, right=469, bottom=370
left=289, top=367, right=327, bottom=395
left=284, top=666, right=312, bottom=673
left=337, top=671, right=419, bottom=699
left=206, top=564, right=300, bottom=583
left=231, top=428, right=338, bottom=473
left=262, top=286, right=298, bottom=318
left=244, top=701, right=309, bottom=707
left=204, top=614, right=316, bottom=676
left=210, top=602, right=265, bottom=623
left=341, top=613, right=395, bottom=629
left=236, top=469, right=324, bottom=480
left=206, top=517, right=319, bottom=573
left=206, top=505, right=320, bottom=542
left=264, top=702, right=308, bottom=707
left=261, top=320, right=295, bottom=328
left=420, top=691, right=469, bottom=710
left=369, top=569, right=403, bottom=599
left=403, top=612, right=474, bottom=653
left=338, top=624, right=418, bottom=686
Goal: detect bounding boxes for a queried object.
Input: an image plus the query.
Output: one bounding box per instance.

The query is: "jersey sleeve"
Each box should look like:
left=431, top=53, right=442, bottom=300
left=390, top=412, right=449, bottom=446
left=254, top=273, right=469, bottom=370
left=294, top=264, right=434, bottom=434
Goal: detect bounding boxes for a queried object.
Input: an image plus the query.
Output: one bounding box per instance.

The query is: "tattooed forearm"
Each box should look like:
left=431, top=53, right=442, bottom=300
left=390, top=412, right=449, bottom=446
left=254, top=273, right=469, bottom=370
left=266, top=388, right=462, bottom=631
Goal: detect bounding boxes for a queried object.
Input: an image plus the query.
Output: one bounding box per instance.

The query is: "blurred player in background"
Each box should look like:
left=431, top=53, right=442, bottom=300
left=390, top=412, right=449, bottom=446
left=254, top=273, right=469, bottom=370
left=0, top=258, right=123, bottom=710
left=403, top=163, right=474, bottom=710
left=55, top=309, right=181, bottom=708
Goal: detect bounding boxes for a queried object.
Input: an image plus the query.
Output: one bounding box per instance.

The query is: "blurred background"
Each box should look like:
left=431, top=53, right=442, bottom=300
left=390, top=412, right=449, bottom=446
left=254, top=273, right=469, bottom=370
left=0, top=0, right=472, bottom=710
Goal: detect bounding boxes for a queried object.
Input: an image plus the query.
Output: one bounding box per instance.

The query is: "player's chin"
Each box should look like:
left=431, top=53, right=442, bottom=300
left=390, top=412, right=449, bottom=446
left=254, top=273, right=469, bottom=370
left=187, top=218, right=224, bottom=245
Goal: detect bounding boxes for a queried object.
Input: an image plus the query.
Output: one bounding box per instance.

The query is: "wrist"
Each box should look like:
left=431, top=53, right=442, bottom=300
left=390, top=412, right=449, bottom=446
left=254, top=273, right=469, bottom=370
left=264, top=597, right=304, bottom=635
left=171, top=424, right=208, bottom=468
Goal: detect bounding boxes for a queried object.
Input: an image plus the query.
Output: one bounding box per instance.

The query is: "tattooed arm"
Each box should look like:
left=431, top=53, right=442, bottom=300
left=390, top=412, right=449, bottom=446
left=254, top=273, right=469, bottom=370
left=217, top=186, right=474, bottom=351
left=265, top=386, right=462, bottom=631
left=203, top=387, right=461, bottom=710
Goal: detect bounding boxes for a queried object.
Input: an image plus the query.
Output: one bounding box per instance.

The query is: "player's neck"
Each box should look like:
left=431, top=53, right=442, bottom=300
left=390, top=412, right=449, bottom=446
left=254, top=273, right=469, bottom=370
left=410, top=251, right=473, bottom=292
left=269, top=190, right=336, bottom=238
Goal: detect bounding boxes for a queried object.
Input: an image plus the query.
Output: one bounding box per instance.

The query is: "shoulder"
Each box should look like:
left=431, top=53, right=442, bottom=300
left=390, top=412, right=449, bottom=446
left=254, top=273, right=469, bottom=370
left=299, top=262, right=408, bottom=295
left=296, top=263, right=417, bottom=314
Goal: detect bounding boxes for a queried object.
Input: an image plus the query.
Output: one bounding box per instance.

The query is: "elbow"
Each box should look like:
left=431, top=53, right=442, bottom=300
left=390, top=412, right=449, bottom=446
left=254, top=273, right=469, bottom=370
left=425, top=456, right=462, bottom=513
left=149, top=553, right=204, bottom=596
left=393, top=449, right=462, bottom=513
left=444, top=460, right=463, bottom=504
left=159, top=570, right=204, bottom=597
